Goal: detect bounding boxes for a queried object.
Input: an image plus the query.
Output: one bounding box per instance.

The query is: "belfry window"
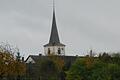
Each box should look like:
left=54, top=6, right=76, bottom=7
left=58, top=48, right=61, bottom=54
left=48, top=48, right=50, bottom=55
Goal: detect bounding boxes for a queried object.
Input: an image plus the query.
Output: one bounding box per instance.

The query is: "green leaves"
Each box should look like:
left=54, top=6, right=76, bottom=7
left=66, top=56, right=120, bottom=80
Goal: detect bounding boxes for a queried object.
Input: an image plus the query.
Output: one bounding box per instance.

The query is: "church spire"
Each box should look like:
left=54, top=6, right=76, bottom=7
left=44, top=0, right=65, bottom=47
left=49, top=0, right=60, bottom=44
left=44, top=0, right=65, bottom=55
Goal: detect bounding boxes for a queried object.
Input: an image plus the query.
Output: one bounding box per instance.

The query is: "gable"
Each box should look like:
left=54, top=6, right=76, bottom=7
left=26, top=57, right=35, bottom=63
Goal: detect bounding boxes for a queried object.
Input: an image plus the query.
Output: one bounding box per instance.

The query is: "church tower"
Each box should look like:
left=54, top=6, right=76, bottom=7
left=44, top=1, right=65, bottom=55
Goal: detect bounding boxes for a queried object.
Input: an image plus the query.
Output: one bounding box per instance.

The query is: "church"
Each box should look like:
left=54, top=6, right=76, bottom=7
left=25, top=2, right=77, bottom=80
left=26, top=2, right=67, bottom=64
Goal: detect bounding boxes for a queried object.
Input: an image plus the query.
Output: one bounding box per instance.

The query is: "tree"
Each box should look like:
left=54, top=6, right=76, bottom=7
left=37, top=55, right=65, bottom=80
left=48, top=55, right=65, bottom=71
left=0, top=43, right=26, bottom=79
left=66, top=56, right=120, bottom=80
left=66, top=58, right=87, bottom=80
left=111, top=53, right=120, bottom=64
left=38, top=58, right=58, bottom=80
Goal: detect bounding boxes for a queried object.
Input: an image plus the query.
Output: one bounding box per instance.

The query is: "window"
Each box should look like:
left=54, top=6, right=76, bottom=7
left=58, top=48, right=61, bottom=54
left=48, top=48, right=50, bottom=55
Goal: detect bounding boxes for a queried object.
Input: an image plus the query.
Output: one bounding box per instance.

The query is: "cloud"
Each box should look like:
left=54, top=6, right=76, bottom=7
left=0, top=0, right=120, bottom=58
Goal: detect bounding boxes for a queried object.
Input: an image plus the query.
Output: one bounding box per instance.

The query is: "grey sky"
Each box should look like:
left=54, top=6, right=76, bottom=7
left=0, top=0, right=120, bottom=58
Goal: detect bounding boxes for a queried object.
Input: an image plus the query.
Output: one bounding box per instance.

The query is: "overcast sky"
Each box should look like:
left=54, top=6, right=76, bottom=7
left=0, top=0, right=120, bottom=58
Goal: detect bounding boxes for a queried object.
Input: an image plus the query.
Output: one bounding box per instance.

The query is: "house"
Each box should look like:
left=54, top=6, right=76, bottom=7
left=25, top=54, right=78, bottom=80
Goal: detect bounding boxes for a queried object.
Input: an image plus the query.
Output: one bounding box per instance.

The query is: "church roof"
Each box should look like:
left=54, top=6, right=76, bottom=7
left=44, top=7, right=65, bottom=47
left=49, top=10, right=60, bottom=44
left=25, top=55, right=47, bottom=63
left=44, top=43, right=65, bottom=47
left=25, top=55, right=78, bottom=63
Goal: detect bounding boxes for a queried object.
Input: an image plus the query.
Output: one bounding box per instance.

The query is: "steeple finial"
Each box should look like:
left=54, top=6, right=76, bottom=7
left=53, top=0, right=55, bottom=11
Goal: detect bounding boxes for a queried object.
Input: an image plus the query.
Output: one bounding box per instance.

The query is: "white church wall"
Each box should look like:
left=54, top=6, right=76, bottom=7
left=44, top=46, right=65, bottom=55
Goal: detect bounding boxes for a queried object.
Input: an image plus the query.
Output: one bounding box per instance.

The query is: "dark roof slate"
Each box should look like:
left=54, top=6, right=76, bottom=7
left=25, top=55, right=46, bottom=63
left=44, top=9, right=65, bottom=47
left=44, top=43, right=65, bottom=47
left=49, top=11, right=60, bottom=44
left=25, top=55, right=78, bottom=63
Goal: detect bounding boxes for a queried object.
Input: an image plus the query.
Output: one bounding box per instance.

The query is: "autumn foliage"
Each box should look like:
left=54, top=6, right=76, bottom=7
left=37, top=54, right=65, bottom=80
left=0, top=43, right=26, bottom=79
left=48, top=54, right=65, bottom=71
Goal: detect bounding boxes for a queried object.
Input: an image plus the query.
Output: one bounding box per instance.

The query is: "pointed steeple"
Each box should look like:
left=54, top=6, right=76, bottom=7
left=44, top=0, right=65, bottom=47
left=44, top=0, right=65, bottom=55
left=49, top=5, right=60, bottom=44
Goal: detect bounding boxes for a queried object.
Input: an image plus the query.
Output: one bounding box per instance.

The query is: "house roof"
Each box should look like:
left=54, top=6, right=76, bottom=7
left=25, top=55, right=46, bottom=63
left=25, top=55, right=78, bottom=63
